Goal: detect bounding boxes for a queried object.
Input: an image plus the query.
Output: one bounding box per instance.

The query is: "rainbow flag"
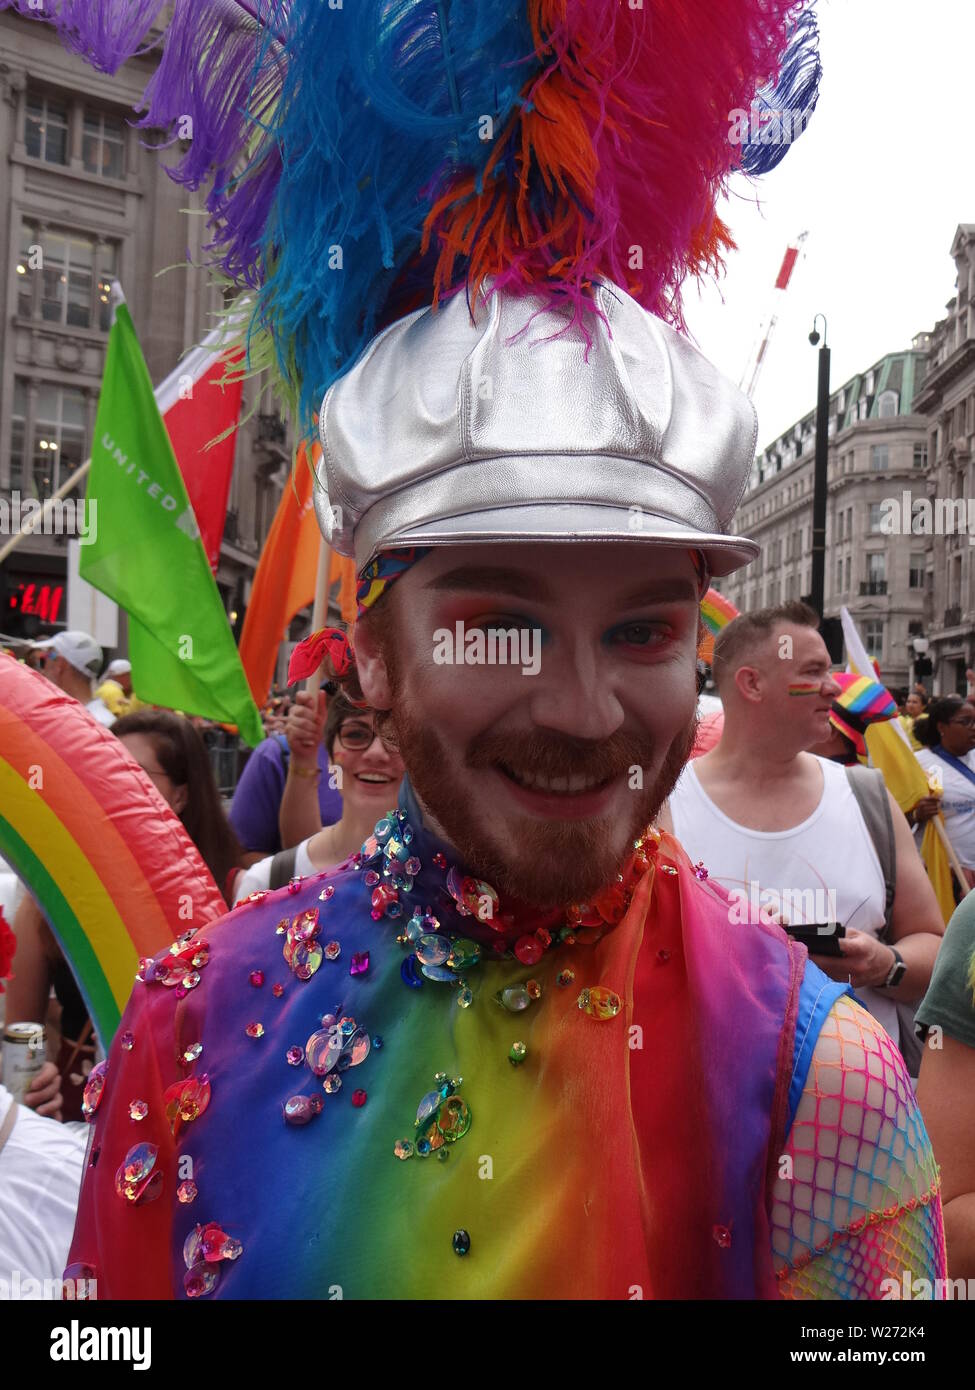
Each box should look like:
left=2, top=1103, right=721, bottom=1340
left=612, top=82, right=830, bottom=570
left=0, top=658, right=227, bottom=1046
left=698, top=588, right=739, bottom=664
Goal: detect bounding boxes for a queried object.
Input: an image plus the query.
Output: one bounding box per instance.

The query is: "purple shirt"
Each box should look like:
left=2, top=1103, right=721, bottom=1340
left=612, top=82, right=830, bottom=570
left=229, top=736, right=342, bottom=854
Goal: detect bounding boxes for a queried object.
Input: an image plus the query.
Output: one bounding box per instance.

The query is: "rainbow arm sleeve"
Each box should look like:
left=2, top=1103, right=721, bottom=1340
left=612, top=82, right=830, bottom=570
left=771, top=996, right=946, bottom=1298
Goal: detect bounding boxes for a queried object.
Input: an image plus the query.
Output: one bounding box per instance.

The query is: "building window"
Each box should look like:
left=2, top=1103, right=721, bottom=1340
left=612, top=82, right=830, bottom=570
left=24, top=91, right=69, bottom=165
left=844, top=556, right=851, bottom=592
left=870, top=444, right=889, bottom=470
left=17, top=225, right=117, bottom=331
left=913, top=443, right=927, bottom=468
left=82, top=107, right=126, bottom=179
left=877, top=390, right=898, bottom=418
left=909, top=553, right=925, bottom=589
left=835, top=558, right=843, bottom=594
left=10, top=379, right=88, bottom=499
left=863, top=618, right=884, bottom=661
left=867, top=552, right=886, bottom=580
left=869, top=502, right=884, bottom=533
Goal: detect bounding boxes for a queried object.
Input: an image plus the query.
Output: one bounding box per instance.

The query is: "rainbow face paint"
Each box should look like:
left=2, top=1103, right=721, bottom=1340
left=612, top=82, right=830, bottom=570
left=787, top=681, right=824, bottom=697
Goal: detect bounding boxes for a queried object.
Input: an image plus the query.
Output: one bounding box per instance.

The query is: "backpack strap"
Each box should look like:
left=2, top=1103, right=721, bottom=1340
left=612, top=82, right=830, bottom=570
left=844, top=764, right=896, bottom=940
left=268, top=845, right=299, bottom=892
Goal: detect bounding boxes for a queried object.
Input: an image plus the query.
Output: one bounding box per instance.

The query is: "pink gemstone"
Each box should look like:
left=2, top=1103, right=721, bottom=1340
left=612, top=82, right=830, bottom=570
left=199, top=1221, right=242, bottom=1263
left=128, top=1099, right=148, bottom=1121
left=82, top=1061, right=108, bottom=1122
left=287, top=877, right=302, bottom=894
left=183, top=1261, right=218, bottom=1298
left=350, top=951, right=370, bottom=977
left=177, top=1180, right=198, bottom=1204
left=286, top=1046, right=303, bottom=1066
left=320, top=884, right=335, bottom=901
left=245, top=1022, right=265, bottom=1039
left=513, top=935, right=544, bottom=966
left=351, top=1089, right=367, bottom=1108
left=712, top=1224, right=732, bottom=1249
left=693, top=861, right=709, bottom=880
left=324, top=941, right=341, bottom=961
left=249, top=969, right=265, bottom=987
left=433, top=852, right=447, bottom=869
left=272, top=983, right=285, bottom=997
left=163, top=1075, right=212, bottom=1136
left=120, top=1031, right=134, bottom=1051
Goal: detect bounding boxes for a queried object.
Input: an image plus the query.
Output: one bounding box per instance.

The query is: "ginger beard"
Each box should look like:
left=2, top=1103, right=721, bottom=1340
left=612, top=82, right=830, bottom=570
left=386, top=694, right=698, bottom=909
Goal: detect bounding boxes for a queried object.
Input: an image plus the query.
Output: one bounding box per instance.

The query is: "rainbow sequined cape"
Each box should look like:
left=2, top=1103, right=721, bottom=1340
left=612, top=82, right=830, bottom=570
left=70, top=780, right=841, bottom=1299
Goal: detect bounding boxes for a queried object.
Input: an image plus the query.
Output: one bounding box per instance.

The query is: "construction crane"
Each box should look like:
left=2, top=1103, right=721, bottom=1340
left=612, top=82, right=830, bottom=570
left=738, top=231, right=809, bottom=399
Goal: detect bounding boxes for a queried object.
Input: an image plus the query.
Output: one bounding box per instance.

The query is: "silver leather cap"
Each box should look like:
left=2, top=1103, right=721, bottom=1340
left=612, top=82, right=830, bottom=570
left=316, top=281, right=759, bottom=578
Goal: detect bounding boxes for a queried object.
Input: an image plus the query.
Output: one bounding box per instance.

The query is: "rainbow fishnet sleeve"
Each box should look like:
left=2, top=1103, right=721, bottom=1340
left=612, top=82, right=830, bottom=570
left=771, top=995, right=946, bottom=1298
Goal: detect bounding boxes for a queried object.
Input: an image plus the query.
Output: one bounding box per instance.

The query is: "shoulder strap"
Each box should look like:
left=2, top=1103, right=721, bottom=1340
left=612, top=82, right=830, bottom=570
left=844, top=764, right=896, bottom=939
left=268, top=845, right=299, bottom=891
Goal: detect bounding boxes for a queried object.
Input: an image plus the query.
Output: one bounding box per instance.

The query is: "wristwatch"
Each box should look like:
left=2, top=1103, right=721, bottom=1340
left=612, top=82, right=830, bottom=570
left=881, top=946, right=907, bottom=989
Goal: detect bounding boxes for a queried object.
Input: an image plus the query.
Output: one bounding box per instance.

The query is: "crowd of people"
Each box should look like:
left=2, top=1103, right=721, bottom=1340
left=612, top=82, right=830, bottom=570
left=5, top=578, right=975, bottom=1291
left=4, top=599, right=975, bottom=1297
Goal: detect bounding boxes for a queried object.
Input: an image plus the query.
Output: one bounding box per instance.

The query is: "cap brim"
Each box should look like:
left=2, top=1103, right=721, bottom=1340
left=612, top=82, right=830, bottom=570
left=387, top=504, right=759, bottom=579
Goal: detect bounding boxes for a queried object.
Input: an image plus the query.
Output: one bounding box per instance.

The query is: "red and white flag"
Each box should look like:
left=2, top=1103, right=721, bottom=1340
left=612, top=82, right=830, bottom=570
left=153, top=322, right=246, bottom=572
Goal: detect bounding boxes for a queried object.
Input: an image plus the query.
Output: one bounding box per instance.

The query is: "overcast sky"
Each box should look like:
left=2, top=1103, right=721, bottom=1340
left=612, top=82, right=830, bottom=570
left=682, top=0, right=975, bottom=452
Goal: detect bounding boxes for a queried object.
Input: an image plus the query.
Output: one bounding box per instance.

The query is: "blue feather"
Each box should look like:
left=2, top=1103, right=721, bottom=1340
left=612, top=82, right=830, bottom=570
left=740, top=8, right=821, bottom=175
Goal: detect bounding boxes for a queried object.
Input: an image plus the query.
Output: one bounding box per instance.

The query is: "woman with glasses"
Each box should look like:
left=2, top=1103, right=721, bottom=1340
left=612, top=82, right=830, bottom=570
left=233, top=692, right=405, bottom=902
left=913, top=696, right=975, bottom=890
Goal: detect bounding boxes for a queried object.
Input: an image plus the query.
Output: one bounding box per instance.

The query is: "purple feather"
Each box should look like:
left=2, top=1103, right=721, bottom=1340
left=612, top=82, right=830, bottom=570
left=0, top=0, right=167, bottom=72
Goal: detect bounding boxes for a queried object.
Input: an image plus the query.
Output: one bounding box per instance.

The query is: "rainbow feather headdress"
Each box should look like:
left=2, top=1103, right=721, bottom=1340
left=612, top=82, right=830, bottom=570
left=1, top=0, right=822, bottom=430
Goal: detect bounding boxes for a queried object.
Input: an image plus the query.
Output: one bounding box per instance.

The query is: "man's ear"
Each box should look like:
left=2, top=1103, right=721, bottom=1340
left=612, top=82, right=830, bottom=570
left=734, top=664, right=764, bottom=703
left=352, top=618, right=393, bottom=711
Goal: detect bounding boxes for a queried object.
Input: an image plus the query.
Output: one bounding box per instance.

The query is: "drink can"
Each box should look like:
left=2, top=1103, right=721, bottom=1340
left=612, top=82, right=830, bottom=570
left=2, top=1022, right=46, bottom=1103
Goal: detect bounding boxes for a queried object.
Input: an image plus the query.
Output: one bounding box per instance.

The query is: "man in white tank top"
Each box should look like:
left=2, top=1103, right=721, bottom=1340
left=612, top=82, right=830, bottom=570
left=659, top=601, right=944, bottom=1048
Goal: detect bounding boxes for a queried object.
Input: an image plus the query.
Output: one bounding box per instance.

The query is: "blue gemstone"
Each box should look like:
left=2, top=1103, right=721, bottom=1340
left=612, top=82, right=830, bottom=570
left=374, top=818, right=394, bottom=843
left=421, top=964, right=456, bottom=982
left=401, top=957, right=424, bottom=989
left=452, top=1229, right=471, bottom=1257
left=372, top=1035, right=384, bottom=1050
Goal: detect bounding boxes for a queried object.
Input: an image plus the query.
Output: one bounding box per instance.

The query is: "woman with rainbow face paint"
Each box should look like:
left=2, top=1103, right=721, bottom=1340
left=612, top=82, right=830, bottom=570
left=28, top=0, right=946, bottom=1303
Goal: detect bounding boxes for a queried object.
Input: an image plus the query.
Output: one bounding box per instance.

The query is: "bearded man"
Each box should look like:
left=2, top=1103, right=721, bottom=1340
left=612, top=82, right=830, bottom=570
left=67, top=286, right=945, bottom=1299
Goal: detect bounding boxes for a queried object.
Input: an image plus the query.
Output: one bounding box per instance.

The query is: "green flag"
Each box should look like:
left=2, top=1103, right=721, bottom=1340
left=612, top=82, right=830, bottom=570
left=80, top=297, right=264, bottom=746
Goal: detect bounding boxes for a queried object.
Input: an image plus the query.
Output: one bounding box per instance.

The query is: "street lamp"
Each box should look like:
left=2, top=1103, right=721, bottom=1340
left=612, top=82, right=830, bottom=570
left=808, top=315, right=830, bottom=621
left=911, top=634, right=932, bottom=686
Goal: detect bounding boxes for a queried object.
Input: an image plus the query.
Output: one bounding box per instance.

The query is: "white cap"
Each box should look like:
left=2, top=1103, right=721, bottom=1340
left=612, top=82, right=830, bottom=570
left=33, top=630, right=104, bottom=679
left=104, top=658, right=132, bottom=678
